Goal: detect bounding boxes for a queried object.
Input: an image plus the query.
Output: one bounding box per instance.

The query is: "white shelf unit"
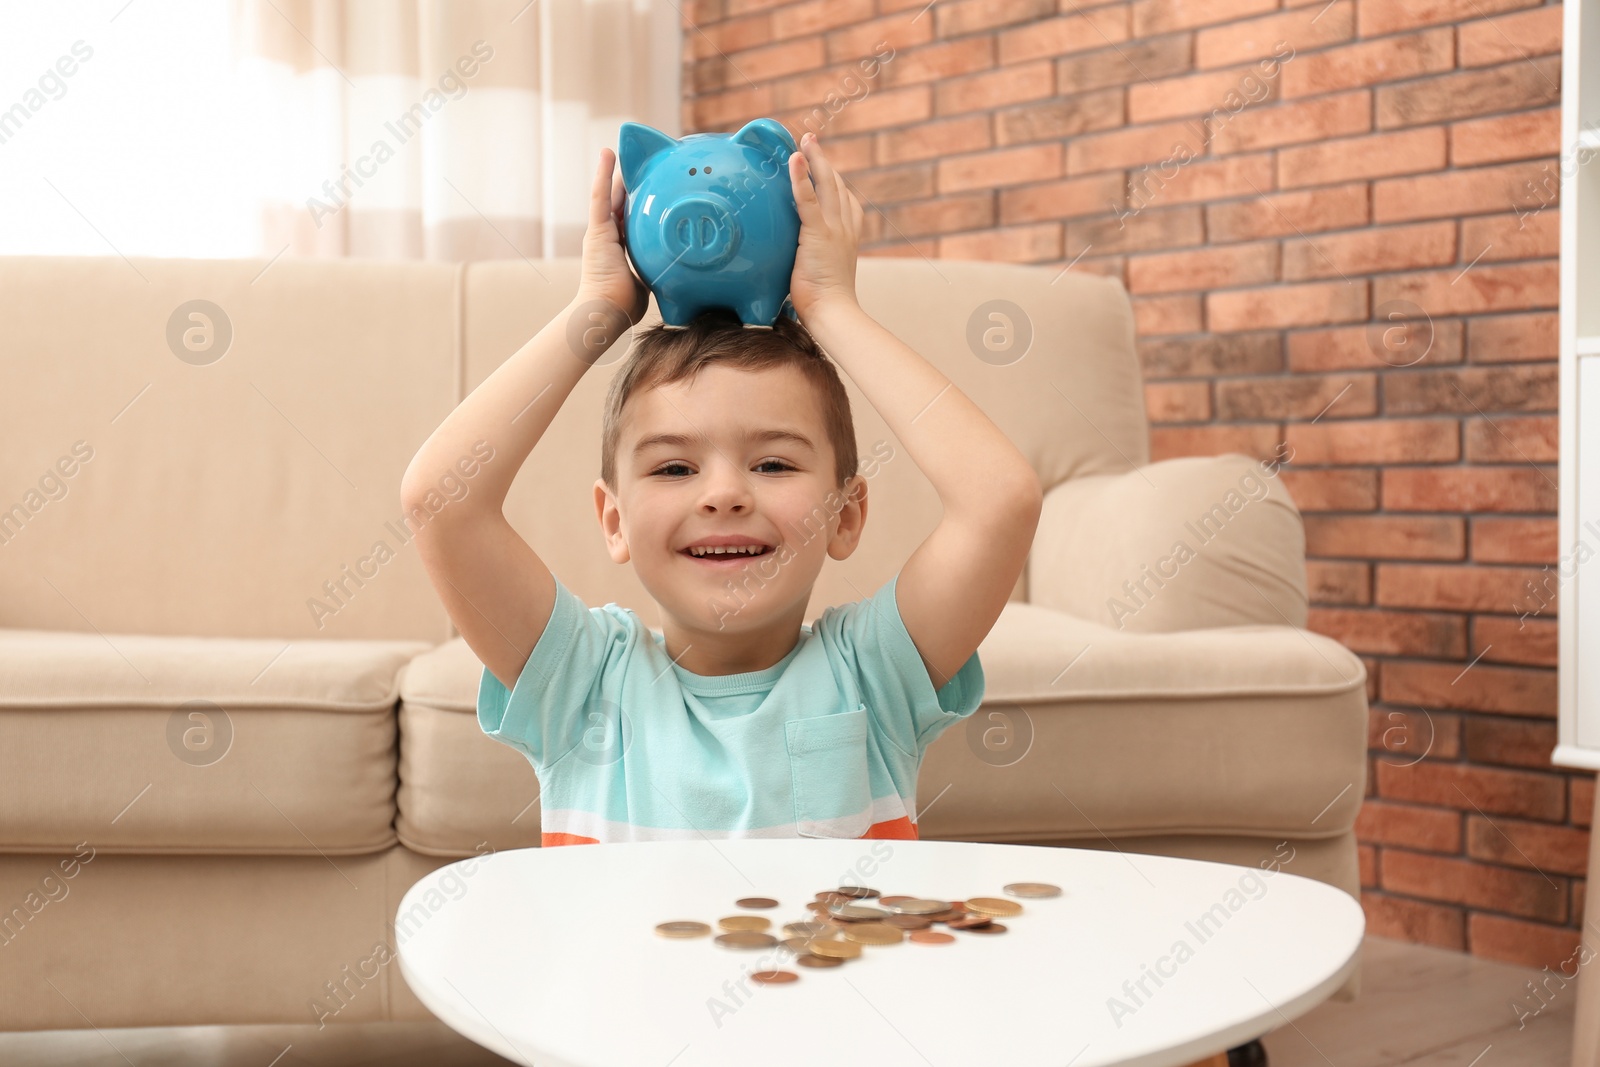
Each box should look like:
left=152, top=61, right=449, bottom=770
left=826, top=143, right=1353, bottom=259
left=1552, top=0, right=1600, bottom=770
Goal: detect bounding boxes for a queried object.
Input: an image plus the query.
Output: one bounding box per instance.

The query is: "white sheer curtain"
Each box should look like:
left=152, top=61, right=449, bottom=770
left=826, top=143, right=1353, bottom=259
left=0, top=0, right=677, bottom=260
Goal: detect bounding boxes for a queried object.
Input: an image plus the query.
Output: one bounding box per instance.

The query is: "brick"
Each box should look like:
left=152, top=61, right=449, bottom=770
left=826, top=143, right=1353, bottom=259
left=1459, top=5, right=1564, bottom=68
left=1288, top=320, right=1463, bottom=373
left=1475, top=615, right=1558, bottom=668
left=1216, top=373, right=1375, bottom=420
left=882, top=192, right=995, bottom=237
left=994, top=89, right=1125, bottom=146
left=1451, top=108, right=1561, bottom=167
left=692, top=84, right=775, bottom=128
left=1126, top=153, right=1275, bottom=208
left=1132, top=293, right=1204, bottom=335
left=1359, top=843, right=1377, bottom=887
left=1383, top=466, right=1558, bottom=513
left=1067, top=120, right=1210, bottom=176
left=934, top=61, right=1054, bottom=116
left=1362, top=892, right=1465, bottom=950
left=825, top=85, right=932, bottom=135
left=938, top=143, right=1061, bottom=193
left=1125, top=242, right=1278, bottom=294
left=1376, top=56, right=1563, bottom=129
left=771, top=0, right=874, bottom=36
left=1283, top=221, right=1457, bottom=282
left=1576, top=878, right=1587, bottom=927
left=1281, top=28, right=1455, bottom=98
left=1208, top=280, right=1367, bottom=331
left=1463, top=210, right=1560, bottom=264
left=879, top=36, right=994, bottom=88
left=1373, top=160, right=1555, bottom=224
left=1576, top=777, right=1596, bottom=829
left=1468, top=312, right=1557, bottom=364
left=938, top=223, right=1063, bottom=261
left=691, top=12, right=771, bottom=60
left=1139, top=331, right=1282, bottom=377
left=1278, top=468, right=1379, bottom=511
left=1470, top=517, right=1558, bottom=564
left=1308, top=560, right=1371, bottom=605
left=997, top=5, right=1130, bottom=64
left=1132, top=0, right=1277, bottom=35
left=1356, top=799, right=1463, bottom=853
left=825, top=11, right=934, bottom=63
left=1356, top=0, right=1540, bottom=37
left=1384, top=366, right=1557, bottom=416
left=1311, top=606, right=1465, bottom=657
left=1000, top=173, right=1126, bottom=224
left=1464, top=717, right=1560, bottom=773
left=848, top=163, right=935, bottom=203
left=1129, top=64, right=1282, bottom=123
left=1206, top=184, right=1369, bottom=243
left=1382, top=848, right=1565, bottom=922
left=1286, top=418, right=1458, bottom=464
left=1464, top=414, right=1558, bottom=463
left=862, top=237, right=939, bottom=257
left=933, top=0, right=1054, bottom=37
left=1305, top=515, right=1465, bottom=560
left=1195, top=2, right=1354, bottom=69
left=1067, top=205, right=1205, bottom=257
left=1372, top=262, right=1559, bottom=317
left=1145, top=381, right=1212, bottom=422
left=1377, top=563, right=1552, bottom=612
left=1208, top=89, right=1371, bottom=154
left=1057, top=33, right=1192, bottom=93
left=1381, top=660, right=1556, bottom=718
left=725, top=36, right=826, bottom=83
left=1148, top=424, right=1286, bottom=463
left=1278, top=129, right=1447, bottom=190
left=1375, top=759, right=1564, bottom=821
left=1468, top=912, right=1580, bottom=971
left=876, top=114, right=991, bottom=165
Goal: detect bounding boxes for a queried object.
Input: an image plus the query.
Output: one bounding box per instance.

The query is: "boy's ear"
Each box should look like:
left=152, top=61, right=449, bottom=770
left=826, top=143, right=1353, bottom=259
left=618, top=122, right=677, bottom=191
left=593, top=478, right=630, bottom=564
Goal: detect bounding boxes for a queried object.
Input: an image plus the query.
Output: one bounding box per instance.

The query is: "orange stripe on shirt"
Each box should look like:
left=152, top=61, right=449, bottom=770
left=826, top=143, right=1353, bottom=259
left=862, top=815, right=919, bottom=840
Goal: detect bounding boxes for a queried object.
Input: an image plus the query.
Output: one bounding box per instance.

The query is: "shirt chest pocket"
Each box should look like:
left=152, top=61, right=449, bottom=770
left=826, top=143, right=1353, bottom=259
left=785, top=707, right=874, bottom=839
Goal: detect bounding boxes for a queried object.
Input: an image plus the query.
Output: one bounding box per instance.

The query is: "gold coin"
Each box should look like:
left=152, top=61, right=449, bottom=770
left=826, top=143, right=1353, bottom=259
left=834, top=885, right=880, bottom=899
left=714, top=931, right=778, bottom=950
left=752, top=970, right=798, bottom=984
left=965, top=896, right=1022, bottom=918
left=654, top=921, right=710, bottom=938
left=808, top=938, right=863, bottom=959
left=1003, top=882, right=1062, bottom=898
left=910, top=930, right=955, bottom=945
left=884, top=914, right=932, bottom=930
left=795, top=953, right=844, bottom=968
left=965, top=921, right=1008, bottom=935
left=736, top=896, right=779, bottom=909
left=842, top=922, right=903, bottom=946
left=884, top=898, right=950, bottom=916
left=718, top=915, right=773, bottom=932
left=783, top=921, right=836, bottom=939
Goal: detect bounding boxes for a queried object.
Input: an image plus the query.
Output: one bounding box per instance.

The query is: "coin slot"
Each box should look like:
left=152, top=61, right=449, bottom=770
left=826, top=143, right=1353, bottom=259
left=785, top=709, right=873, bottom=839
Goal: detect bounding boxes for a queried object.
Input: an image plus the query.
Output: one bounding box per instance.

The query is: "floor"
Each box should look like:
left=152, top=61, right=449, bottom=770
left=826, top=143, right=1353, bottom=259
left=0, top=936, right=1575, bottom=1066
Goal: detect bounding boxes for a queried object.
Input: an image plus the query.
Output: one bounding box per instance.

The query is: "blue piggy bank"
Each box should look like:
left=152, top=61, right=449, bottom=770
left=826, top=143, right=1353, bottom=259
left=618, top=118, right=804, bottom=328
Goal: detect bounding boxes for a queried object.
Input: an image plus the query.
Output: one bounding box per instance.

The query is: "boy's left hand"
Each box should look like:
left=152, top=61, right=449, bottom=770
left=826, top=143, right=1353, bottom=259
left=788, top=132, right=863, bottom=322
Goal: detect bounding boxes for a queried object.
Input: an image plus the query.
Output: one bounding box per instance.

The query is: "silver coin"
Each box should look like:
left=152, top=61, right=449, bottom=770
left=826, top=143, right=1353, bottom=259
left=883, top=898, right=951, bottom=916
left=1003, top=882, right=1062, bottom=898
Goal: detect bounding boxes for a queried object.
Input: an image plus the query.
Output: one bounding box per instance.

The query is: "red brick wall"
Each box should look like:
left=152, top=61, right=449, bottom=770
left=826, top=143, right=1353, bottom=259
left=681, top=0, right=1578, bottom=969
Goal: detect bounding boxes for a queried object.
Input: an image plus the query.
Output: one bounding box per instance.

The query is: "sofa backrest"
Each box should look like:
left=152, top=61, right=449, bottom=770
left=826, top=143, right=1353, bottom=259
left=1, top=254, right=1145, bottom=642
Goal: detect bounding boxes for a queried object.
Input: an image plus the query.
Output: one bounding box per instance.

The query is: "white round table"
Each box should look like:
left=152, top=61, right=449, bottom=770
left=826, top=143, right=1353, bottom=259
left=395, top=839, right=1363, bottom=1067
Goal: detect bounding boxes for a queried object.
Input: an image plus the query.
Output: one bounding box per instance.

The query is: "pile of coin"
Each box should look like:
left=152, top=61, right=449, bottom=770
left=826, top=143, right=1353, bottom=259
left=654, top=882, right=1061, bottom=984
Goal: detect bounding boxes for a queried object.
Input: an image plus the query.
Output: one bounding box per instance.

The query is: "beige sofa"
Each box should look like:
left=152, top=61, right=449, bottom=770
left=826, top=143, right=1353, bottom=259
left=0, top=254, right=1368, bottom=1034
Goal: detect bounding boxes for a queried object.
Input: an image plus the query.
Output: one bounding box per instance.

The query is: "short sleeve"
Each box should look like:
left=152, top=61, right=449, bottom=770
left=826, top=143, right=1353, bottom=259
left=475, top=576, right=634, bottom=772
left=816, top=571, right=986, bottom=758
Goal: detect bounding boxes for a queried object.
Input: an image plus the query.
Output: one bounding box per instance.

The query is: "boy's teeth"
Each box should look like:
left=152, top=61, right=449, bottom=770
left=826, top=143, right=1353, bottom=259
left=689, top=545, right=764, bottom=556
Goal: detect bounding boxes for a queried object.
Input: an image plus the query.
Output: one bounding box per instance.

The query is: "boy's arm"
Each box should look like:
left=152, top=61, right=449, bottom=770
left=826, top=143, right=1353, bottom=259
left=805, top=299, right=1044, bottom=691
left=403, top=147, right=646, bottom=693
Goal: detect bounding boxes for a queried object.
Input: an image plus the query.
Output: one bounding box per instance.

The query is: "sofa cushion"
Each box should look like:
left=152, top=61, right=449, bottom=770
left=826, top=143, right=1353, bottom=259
left=394, top=600, right=1366, bottom=855
left=0, top=629, right=428, bottom=854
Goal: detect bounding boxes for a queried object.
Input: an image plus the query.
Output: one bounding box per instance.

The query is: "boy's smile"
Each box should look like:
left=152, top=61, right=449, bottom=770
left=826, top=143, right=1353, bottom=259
left=595, top=361, right=866, bottom=677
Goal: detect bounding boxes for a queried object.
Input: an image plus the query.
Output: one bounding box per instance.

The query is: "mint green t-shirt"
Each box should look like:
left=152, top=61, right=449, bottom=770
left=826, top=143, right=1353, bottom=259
left=476, top=571, right=985, bottom=845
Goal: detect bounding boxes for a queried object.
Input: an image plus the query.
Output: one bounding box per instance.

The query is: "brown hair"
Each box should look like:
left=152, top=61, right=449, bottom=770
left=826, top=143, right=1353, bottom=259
left=600, top=309, right=858, bottom=494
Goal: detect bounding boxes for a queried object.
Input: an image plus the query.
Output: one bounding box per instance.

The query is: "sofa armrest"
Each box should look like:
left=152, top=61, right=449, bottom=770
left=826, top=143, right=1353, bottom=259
left=1029, top=451, right=1308, bottom=634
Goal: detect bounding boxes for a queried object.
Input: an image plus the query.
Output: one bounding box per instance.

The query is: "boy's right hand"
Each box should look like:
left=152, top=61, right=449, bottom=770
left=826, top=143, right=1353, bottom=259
left=577, top=147, right=650, bottom=326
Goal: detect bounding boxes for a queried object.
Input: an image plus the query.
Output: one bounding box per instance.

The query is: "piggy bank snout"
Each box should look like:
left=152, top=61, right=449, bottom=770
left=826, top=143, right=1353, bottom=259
left=659, top=196, right=741, bottom=270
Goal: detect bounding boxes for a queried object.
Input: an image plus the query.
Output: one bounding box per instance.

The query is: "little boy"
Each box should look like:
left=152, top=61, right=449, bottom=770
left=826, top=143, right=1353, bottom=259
left=402, top=130, right=1042, bottom=846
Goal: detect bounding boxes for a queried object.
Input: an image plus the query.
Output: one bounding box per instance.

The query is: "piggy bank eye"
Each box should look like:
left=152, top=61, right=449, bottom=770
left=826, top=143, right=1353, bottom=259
left=705, top=166, right=712, bottom=174
left=689, top=167, right=697, bottom=175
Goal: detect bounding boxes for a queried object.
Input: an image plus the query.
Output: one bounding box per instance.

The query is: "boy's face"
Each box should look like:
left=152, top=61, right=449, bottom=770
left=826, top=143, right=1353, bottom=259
left=594, top=361, right=867, bottom=636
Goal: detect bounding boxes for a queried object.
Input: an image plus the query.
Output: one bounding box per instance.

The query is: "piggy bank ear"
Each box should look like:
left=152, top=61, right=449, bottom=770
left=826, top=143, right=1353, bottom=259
left=618, top=122, right=677, bottom=190
left=732, top=118, right=796, bottom=178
